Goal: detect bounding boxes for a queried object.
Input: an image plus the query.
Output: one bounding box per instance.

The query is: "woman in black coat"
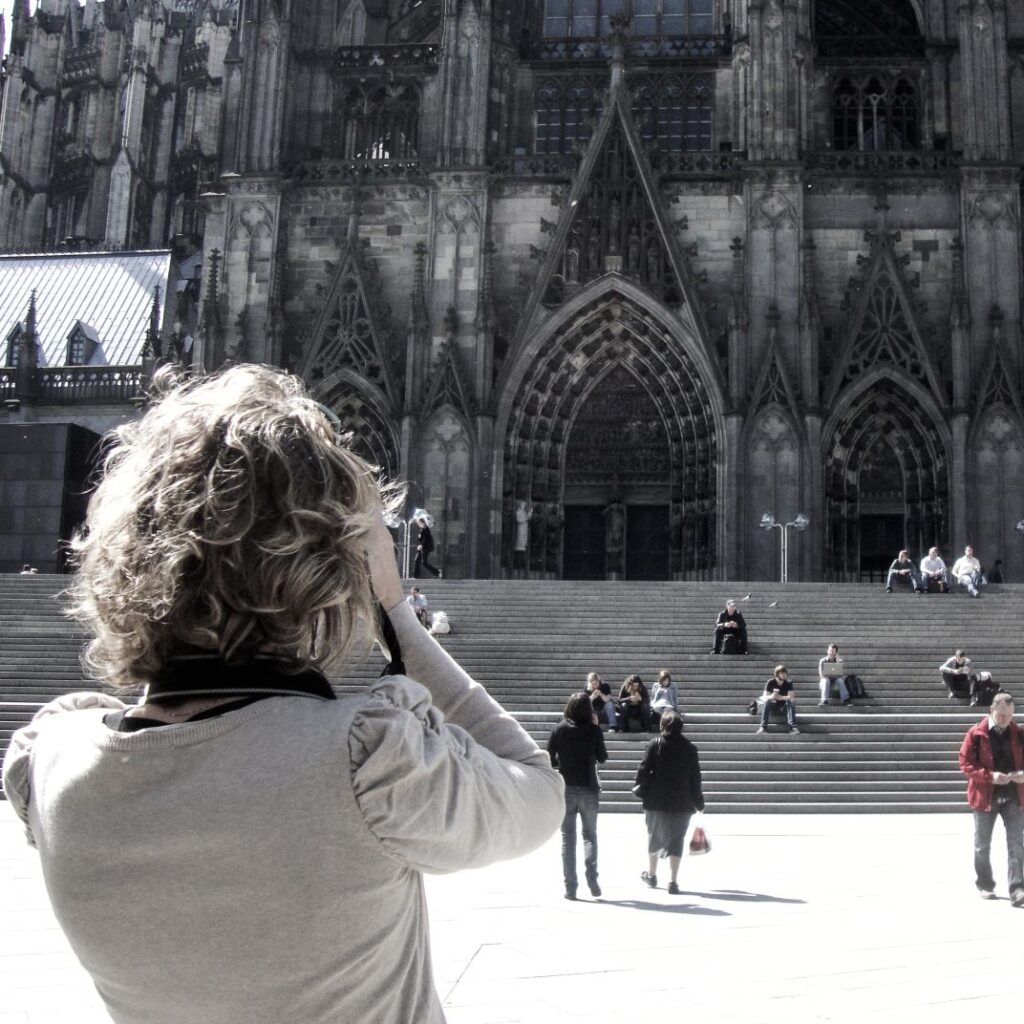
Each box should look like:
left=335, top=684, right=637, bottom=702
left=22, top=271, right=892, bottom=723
left=634, top=710, right=704, bottom=894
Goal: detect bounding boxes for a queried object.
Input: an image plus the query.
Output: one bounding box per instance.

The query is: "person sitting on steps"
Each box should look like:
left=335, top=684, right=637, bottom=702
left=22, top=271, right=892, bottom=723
left=711, top=599, right=747, bottom=654
left=818, top=643, right=851, bottom=706
left=617, top=674, right=652, bottom=733
left=920, top=547, right=950, bottom=592
left=941, top=649, right=979, bottom=701
left=650, top=670, right=679, bottom=724
left=886, top=549, right=924, bottom=594
left=757, top=665, right=800, bottom=735
left=407, top=586, right=430, bottom=628
left=952, top=545, right=985, bottom=598
left=585, top=672, right=618, bottom=730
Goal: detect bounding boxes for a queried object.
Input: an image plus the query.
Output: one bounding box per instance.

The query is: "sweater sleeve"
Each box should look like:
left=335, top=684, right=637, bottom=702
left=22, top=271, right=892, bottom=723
left=348, top=600, right=563, bottom=873
left=2, top=691, right=127, bottom=844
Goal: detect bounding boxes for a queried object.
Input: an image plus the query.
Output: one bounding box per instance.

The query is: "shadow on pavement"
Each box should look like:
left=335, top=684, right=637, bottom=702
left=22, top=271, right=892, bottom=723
left=676, top=888, right=805, bottom=905
left=595, top=898, right=731, bottom=916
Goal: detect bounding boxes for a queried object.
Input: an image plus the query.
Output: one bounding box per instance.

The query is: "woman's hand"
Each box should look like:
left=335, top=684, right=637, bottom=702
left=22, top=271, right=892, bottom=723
left=365, top=514, right=405, bottom=612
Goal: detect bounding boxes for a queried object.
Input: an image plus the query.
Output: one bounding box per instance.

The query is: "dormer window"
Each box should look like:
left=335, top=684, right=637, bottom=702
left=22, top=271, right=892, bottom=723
left=66, top=321, right=100, bottom=366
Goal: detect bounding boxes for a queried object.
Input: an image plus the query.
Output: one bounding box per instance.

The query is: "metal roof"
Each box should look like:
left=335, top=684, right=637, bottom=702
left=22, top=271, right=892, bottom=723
left=0, top=251, right=175, bottom=367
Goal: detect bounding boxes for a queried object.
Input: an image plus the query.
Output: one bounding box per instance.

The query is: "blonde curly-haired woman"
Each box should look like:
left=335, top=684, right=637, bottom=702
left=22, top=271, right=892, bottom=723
left=3, top=364, right=562, bottom=1024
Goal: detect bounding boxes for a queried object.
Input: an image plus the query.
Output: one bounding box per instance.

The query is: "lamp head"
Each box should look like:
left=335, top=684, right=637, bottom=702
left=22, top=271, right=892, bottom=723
left=792, top=513, right=810, bottom=531
left=1016, top=519, right=1024, bottom=533
left=760, top=513, right=776, bottom=529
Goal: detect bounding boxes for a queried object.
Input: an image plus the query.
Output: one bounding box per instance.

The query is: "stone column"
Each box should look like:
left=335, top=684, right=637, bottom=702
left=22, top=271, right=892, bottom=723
left=438, top=0, right=493, bottom=168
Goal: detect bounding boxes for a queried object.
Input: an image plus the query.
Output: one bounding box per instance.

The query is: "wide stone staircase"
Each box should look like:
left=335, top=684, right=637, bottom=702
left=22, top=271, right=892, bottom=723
left=3, top=574, right=1020, bottom=813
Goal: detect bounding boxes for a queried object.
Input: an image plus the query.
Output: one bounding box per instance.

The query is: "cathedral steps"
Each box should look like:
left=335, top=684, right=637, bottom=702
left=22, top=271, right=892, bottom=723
left=2, top=575, right=1020, bottom=813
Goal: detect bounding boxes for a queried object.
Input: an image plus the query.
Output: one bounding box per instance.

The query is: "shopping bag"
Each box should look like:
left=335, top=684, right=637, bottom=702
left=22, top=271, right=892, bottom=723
left=689, top=825, right=711, bottom=855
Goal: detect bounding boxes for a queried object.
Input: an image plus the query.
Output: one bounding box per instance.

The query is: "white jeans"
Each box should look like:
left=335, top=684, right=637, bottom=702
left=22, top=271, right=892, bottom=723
left=819, top=675, right=849, bottom=702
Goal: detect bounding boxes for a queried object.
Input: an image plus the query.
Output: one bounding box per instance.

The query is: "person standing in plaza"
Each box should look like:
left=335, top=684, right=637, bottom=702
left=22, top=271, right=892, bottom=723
left=413, top=512, right=442, bottom=578
left=958, top=691, right=1024, bottom=906
left=635, top=710, right=705, bottom=895
left=2, top=364, right=564, bottom=1024
left=547, top=692, right=608, bottom=900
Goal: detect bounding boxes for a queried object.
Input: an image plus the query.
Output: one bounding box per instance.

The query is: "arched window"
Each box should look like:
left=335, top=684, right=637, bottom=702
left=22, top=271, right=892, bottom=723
left=337, top=83, right=421, bottom=160
left=542, top=0, right=712, bottom=38
left=831, top=75, right=919, bottom=151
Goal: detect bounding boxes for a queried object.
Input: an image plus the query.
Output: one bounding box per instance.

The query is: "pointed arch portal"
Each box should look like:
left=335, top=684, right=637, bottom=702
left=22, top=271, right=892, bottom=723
left=825, top=378, right=949, bottom=581
left=502, top=292, right=719, bottom=580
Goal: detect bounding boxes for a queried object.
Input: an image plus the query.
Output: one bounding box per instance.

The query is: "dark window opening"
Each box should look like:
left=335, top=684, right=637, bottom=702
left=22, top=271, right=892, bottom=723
left=832, top=75, right=919, bottom=151
left=336, top=83, right=421, bottom=160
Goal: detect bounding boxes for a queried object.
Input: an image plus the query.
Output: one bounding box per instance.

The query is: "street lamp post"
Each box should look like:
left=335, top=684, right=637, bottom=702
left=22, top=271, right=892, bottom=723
left=759, top=512, right=810, bottom=583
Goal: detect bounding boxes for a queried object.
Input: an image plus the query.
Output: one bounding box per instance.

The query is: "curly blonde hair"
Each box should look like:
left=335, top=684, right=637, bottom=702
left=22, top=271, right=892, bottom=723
left=69, top=363, right=401, bottom=689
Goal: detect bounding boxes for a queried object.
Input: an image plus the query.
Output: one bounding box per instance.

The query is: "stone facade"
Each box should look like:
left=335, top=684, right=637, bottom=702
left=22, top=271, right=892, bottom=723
left=1, top=0, right=1024, bottom=581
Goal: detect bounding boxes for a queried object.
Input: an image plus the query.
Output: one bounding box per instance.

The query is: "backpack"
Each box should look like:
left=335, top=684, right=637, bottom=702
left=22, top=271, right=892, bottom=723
left=846, top=674, right=867, bottom=699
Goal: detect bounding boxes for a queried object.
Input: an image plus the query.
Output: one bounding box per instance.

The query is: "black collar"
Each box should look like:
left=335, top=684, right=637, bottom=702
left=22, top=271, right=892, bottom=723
left=145, top=653, right=336, bottom=703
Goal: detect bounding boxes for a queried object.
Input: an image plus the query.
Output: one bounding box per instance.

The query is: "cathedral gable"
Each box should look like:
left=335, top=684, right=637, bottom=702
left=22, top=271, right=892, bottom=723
left=423, top=315, right=474, bottom=421
left=749, top=325, right=800, bottom=422
left=976, top=329, right=1024, bottom=423
left=827, top=233, right=942, bottom=407
left=517, top=69, right=714, bottom=374
left=299, top=240, right=397, bottom=408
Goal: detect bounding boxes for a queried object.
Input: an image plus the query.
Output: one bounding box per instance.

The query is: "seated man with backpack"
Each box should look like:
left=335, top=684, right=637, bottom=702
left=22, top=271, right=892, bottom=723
left=756, top=665, right=800, bottom=735
left=941, top=649, right=998, bottom=707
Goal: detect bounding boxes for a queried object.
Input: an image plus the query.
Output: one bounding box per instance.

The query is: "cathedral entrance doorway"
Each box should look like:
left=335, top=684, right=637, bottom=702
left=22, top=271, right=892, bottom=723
left=501, top=294, right=719, bottom=580
left=562, top=504, right=671, bottom=581
left=858, top=514, right=904, bottom=582
left=825, top=379, right=949, bottom=581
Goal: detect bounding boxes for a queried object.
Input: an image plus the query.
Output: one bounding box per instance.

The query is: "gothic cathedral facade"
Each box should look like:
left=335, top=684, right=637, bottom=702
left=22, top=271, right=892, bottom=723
left=2, top=0, right=1023, bottom=581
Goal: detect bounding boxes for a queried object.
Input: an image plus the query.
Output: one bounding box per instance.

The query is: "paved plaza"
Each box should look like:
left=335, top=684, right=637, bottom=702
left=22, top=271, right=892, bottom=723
left=1, top=803, right=1019, bottom=1024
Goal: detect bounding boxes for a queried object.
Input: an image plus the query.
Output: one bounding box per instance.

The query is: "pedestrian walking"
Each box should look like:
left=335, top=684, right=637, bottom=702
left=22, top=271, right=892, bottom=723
left=634, top=710, right=705, bottom=895
left=548, top=692, right=608, bottom=900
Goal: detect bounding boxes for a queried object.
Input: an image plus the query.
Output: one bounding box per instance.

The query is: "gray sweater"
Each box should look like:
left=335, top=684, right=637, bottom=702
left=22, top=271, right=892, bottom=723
left=2, top=600, right=563, bottom=1024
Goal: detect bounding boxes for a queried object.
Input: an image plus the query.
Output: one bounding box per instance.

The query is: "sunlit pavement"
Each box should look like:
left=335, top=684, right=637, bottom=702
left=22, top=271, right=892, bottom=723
left=2, top=803, right=1019, bottom=1024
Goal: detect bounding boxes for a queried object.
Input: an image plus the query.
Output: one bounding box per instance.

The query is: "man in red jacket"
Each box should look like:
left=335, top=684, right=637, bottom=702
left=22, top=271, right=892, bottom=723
left=958, top=691, right=1024, bottom=905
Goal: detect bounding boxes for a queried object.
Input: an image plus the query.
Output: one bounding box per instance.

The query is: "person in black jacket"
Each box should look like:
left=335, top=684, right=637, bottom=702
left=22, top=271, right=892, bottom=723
left=547, top=693, right=609, bottom=900
left=634, top=710, right=705, bottom=895
left=617, top=674, right=652, bottom=732
left=412, top=514, right=442, bottom=578
left=712, top=599, right=747, bottom=654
